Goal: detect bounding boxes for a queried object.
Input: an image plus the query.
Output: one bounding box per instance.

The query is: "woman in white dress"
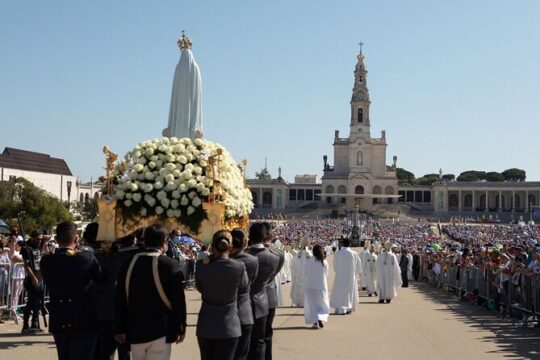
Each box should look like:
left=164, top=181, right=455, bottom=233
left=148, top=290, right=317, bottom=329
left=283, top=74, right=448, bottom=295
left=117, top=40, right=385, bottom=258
left=303, top=245, right=329, bottom=329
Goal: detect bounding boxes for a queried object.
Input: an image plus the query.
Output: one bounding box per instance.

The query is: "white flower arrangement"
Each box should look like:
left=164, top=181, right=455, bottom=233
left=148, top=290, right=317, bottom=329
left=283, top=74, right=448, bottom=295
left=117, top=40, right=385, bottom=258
left=114, top=137, right=253, bottom=231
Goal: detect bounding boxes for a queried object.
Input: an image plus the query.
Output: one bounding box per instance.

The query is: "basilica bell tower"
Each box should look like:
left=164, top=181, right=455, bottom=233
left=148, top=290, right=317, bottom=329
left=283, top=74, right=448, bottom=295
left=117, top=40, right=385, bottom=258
left=350, top=45, right=371, bottom=139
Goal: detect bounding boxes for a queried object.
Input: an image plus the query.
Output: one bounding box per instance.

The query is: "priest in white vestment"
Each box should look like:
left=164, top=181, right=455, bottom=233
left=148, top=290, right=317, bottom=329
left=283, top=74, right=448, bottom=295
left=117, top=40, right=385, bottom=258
left=358, top=245, right=369, bottom=289
left=375, top=241, right=402, bottom=304
left=365, top=245, right=378, bottom=297
left=330, top=238, right=362, bottom=314
left=280, top=245, right=293, bottom=284
left=290, top=244, right=311, bottom=307
left=407, top=251, right=414, bottom=281
left=304, top=245, right=329, bottom=329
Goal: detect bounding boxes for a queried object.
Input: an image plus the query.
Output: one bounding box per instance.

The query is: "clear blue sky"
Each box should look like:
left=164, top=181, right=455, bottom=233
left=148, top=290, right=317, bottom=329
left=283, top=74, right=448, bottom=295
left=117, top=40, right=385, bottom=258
left=1, top=0, right=539, bottom=182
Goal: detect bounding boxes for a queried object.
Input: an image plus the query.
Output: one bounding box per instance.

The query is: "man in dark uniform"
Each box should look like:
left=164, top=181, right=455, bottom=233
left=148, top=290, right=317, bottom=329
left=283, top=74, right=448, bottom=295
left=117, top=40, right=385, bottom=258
left=92, top=223, right=140, bottom=360
left=40, top=221, right=106, bottom=360
left=247, top=223, right=280, bottom=360
left=114, top=224, right=187, bottom=359
left=230, top=228, right=259, bottom=360
left=262, top=222, right=284, bottom=360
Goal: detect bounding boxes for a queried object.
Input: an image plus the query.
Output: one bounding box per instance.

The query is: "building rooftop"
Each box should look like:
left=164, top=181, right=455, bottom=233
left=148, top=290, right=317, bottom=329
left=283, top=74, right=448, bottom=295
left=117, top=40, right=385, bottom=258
left=0, top=147, right=73, bottom=176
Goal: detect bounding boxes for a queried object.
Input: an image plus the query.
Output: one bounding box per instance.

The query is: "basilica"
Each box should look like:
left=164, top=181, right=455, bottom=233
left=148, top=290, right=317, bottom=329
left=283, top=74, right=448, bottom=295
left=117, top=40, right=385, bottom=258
left=246, top=48, right=540, bottom=220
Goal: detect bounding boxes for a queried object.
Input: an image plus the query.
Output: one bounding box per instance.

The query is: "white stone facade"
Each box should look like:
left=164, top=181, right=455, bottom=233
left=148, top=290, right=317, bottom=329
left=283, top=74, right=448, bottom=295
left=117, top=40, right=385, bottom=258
left=321, top=50, right=398, bottom=210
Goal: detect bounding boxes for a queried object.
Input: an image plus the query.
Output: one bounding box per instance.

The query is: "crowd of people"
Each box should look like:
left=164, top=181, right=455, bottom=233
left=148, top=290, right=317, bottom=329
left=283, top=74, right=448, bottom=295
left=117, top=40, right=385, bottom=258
left=1, top=218, right=539, bottom=359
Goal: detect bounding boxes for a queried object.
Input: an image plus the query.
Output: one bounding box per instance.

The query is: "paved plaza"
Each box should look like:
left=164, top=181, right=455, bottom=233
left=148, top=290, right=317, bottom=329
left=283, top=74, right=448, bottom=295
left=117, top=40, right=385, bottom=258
left=1, top=253, right=538, bottom=360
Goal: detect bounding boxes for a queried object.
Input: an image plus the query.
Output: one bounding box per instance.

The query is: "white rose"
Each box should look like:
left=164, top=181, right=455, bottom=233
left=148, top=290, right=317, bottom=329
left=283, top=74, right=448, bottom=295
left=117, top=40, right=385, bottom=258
left=125, top=193, right=133, bottom=199
left=165, top=163, right=176, bottom=172
left=155, top=206, right=164, bottom=215
left=185, top=163, right=194, bottom=172
left=134, top=164, right=144, bottom=173
left=172, top=169, right=181, bottom=178
left=194, top=138, right=203, bottom=146
left=179, top=184, right=187, bottom=193
left=158, top=144, right=168, bottom=152
left=154, top=181, right=163, bottom=190
left=201, top=188, right=210, bottom=196
left=170, top=138, right=179, bottom=145
left=155, top=160, right=163, bottom=168
left=180, top=195, right=189, bottom=206
left=172, top=190, right=181, bottom=199
left=187, top=206, right=195, bottom=216
left=166, top=154, right=176, bottom=162
left=165, top=174, right=175, bottom=183
left=144, top=195, right=156, bottom=207
left=166, top=209, right=175, bottom=218
left=187, top=179, right=197, bottom=188
left=156, top=190, right=167, bottom=200
left=116, top=190, right=126, bottom=199
left=145, top=172, right=155, bottom=181
left=130, top=183, right=139, bottom=192
left=173, top=209, right=181, bottom=217
left=132, top=193, right=142, bottom=202
left=171, top=199, right=179, bottom=209
left=138, top=157, right=147, bottom=165
left=161, top=198, right=170, bottom=208
left=148, top=161, right=156, bottom=169
left=124, top=199, right=133, bottom=207
left=139, top=207, right=147, bottom=217
left=192, top=197, right=202, bottom=207
left=145, top=148, right=154, bottom=157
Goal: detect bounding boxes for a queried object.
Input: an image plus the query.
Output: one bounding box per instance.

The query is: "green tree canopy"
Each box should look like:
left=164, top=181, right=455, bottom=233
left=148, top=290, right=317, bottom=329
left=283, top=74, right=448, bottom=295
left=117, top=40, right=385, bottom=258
left=502, top=168, right=526, bottom=182
left=396, top=167, right=415, bottom=184
left=0, top=178, right=72, bottom=234
left=457, top=170, right=486, bottom=182
left=442, top=174, right=455, bottom=182
left=415, top=173, right=439, bottom=185
left=254, top=168, right=272, bottom=180
left=484, top=171, right=504, bottom=182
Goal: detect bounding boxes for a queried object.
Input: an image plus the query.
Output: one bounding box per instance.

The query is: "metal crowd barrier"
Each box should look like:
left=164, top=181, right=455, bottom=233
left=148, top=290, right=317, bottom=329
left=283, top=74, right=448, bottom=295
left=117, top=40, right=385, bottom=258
left=419, top=259, right=540, bottom=327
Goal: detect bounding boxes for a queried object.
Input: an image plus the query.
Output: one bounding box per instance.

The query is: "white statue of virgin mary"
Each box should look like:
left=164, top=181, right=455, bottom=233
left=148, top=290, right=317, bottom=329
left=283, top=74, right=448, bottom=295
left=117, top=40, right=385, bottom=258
left=163, top=32, right=203, bottom=139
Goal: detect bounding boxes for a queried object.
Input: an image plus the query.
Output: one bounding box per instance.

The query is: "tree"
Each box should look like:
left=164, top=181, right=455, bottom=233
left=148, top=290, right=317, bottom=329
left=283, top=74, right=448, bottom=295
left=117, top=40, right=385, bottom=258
left=73, top=197, right=99, bottom=221
left=441, top=174, right=455, bottom=182
left=0, top=178, right=72, bottom=234
left=457, top=170, right=486, bottom=182
left=502, top=168, right=526, bottom=182
left=415, top=174, right=439, bottom=185
left=254, top=168, right=272, bottom=180
left=396, top=168, right=415, bottom=185
left=484, top=171, right=504, bottom=182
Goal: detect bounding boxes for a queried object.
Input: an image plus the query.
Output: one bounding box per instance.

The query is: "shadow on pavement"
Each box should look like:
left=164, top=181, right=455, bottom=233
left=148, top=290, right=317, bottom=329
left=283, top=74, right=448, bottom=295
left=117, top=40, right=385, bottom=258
left=274, top=326, right=309, bottom=331
left=415, top=282, right=540, bottom=360
left=0, top=333, right=55, bottom=350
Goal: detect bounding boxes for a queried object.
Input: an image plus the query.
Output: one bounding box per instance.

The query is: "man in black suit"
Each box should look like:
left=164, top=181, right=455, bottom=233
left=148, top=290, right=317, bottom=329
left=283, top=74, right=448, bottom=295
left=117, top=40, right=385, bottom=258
left=94, top=230, right=140, bottom=360
left=247, top=223, right=280, bottom=360
left=263, top=222, right=285, bottom=360
left=40, top=221, right=106, bottom=360
left=114, top=224, right=186, bottom=360
left=230, top=228, right=259, bottom=360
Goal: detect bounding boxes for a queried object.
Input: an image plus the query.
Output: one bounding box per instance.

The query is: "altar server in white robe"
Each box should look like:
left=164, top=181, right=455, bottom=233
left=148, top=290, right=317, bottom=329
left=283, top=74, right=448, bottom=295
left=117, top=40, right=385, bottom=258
left=280, top=245, right=293, bottom=284
left=304, top=245, right=329, bottom=329
left=290, top=237, right=311, bottom=307
left=365, top=245, right=378, bottom=297
left=375, top=241, right=402, bottom=304
left=407, top=251, right=414, bottom=281
left=330, top=238, right=362, bottom=315
left=358, top=244, right=369, bottom=289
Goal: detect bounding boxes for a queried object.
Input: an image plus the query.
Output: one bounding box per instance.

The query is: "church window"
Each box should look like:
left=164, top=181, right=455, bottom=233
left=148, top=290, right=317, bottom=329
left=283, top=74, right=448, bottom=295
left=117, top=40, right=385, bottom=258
left=357, top=108, right=363, bottom=123
left=356, top=151, right=363, bottom=166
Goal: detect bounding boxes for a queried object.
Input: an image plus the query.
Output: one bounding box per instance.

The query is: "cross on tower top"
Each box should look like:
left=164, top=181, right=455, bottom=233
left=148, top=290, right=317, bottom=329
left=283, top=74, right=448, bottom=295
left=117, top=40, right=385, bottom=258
left=358, top=41, right=364, bottom=54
